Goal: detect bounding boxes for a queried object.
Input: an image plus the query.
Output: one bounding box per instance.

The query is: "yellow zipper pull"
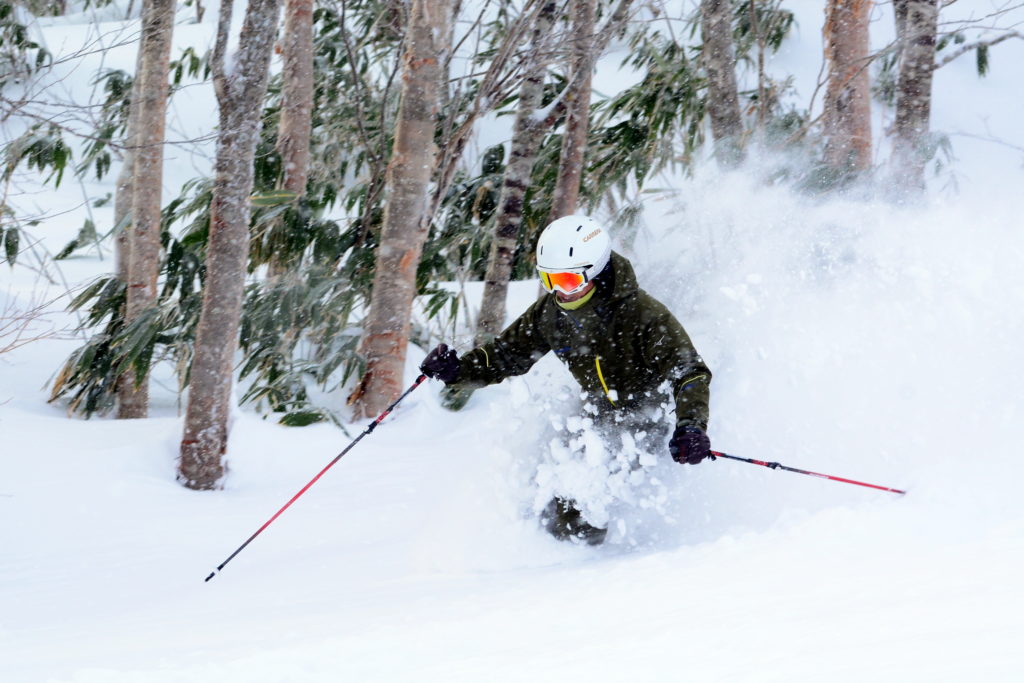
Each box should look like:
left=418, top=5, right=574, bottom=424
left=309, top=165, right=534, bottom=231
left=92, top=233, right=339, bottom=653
left=594, top=356, right=617, bottom=407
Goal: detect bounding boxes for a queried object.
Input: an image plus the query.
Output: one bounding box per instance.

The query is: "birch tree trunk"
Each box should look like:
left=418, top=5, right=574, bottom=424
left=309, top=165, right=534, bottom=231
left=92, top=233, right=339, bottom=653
left=700, top=0, right=744, bottom=167
left=266, top=0, right=314, bottom=277
left=347, top=0, right=453, bottom=419
left=178, top=0, right=282, bottom=490
left=891, top=0, right=938, bottom=192
left=114, top=46, right=144, bottom=288
left=549, top=0, right=595, bottom=219
left=822, top=0, right=873, bottom=175
left=474, top=0, right=558, bottom=345
left=118, top=0, right=175, bottom=418
left=276, top=0, right=313, bottom=198
left=114, top=46, right=143, bottom=415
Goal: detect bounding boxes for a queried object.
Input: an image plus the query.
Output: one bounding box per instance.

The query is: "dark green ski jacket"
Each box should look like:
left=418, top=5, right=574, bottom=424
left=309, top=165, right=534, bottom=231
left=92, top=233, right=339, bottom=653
left=452, top=252, right=711, bottom=430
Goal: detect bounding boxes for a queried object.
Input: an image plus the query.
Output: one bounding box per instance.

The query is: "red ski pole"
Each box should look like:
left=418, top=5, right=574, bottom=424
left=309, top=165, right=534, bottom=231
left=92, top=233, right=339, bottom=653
left=711, top=451, right=906, bottom=495
left=204, top=374, right=428, bottom=582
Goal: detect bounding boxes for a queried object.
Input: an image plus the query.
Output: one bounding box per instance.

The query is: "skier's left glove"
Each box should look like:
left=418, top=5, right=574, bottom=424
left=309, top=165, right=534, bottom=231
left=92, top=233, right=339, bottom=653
left=669, top=425, right=712, bottom=465
left=420, top=343, right=461, bottom=385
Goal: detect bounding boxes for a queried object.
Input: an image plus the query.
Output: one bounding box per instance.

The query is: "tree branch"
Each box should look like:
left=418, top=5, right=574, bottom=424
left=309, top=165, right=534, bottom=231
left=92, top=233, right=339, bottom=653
left=932, top=30, right=1023, bottom=69
left=210, top=0, right=234, bottom=104
left=535, top=0, right=635, bottom=129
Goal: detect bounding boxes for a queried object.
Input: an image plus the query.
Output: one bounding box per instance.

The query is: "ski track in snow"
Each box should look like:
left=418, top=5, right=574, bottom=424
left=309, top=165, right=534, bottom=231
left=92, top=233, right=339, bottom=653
left=2, top=2, right=1024, bottom=681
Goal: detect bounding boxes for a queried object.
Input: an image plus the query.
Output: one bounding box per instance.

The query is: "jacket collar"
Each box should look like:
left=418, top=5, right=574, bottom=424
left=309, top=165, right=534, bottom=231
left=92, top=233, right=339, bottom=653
left=592, top=251, right=639, bottom=305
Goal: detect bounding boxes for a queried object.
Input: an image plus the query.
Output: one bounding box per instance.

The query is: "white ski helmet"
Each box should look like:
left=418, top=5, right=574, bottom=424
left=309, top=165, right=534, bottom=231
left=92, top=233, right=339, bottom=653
left=535, top=215, right=612, bottom=295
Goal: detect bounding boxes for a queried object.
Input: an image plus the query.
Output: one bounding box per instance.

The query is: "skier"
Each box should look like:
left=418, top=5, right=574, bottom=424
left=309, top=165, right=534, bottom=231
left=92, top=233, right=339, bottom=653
left=420, top=215, right=712, bottom=544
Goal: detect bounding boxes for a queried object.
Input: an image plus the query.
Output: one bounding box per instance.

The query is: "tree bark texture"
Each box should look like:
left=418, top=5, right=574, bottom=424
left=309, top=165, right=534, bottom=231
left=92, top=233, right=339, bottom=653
left=347, top=0, right=452, bottom=418
left=475, top=1, right=558, bottom=346
left=891, top=0, right=938, bottom=191
left=114, top=45, right=144, bottom=288
left=267, top=0, right=314, bottom=277
left=178, top=0, right=283, bottom=490
left=700, top=0, right=744, bottom=166
left=823, top=0, right=873, bottom=174
left=277, top=0, right=314, bottom=196
left=117, top=0, right=175, bottom=418
left=549, top=0, right=596, bottom=219
left=114, top=45, right=143, bottom=415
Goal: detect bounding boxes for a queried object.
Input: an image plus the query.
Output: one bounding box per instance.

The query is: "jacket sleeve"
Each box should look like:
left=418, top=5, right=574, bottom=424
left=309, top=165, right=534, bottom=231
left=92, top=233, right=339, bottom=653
left=639, top=301, right=712, bottom=431
left=452, top=298, right=552, bottom=389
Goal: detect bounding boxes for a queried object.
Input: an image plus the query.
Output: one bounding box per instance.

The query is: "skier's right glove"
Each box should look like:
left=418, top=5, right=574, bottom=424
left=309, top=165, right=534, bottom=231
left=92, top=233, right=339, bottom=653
left=420, top=343, right=461, bottom=385
left=669, top=425, right=712, bottom=465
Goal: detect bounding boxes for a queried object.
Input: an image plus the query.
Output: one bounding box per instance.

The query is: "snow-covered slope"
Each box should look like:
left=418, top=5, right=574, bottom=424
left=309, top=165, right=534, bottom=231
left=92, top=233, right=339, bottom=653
left=2, top=3, right=1023, bottom=682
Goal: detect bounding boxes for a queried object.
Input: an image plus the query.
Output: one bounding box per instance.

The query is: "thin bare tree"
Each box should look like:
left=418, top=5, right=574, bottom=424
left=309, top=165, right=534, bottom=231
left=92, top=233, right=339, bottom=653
left=118, top=0, right=175, bottom=418
left=347, top=0, right=454, bottom=418
left=474, top=0, right=559, bottom=345
left=178, top=0, right=283, bottom=490
left=822, top=0, right=873, bottom=175
left=891, top=0, right=938, bottom=192
left=700, top=0, right=744, bottom=166
left=549, top=0, right=596, bottom=218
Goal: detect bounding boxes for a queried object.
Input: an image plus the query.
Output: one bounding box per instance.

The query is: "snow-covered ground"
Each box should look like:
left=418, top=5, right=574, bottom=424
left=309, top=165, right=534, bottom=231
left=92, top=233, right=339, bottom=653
left=3, top=3, right=1024, bottom=681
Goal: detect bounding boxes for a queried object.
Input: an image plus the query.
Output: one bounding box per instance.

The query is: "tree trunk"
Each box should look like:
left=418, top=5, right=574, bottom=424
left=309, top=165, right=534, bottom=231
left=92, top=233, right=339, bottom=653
left=549, top=0, right=595, bottom=219
left=277, top=0, right=314, bottom=195
left=114, top=44, right=144, bottom=288
left=700, top=0, right=744, bottom=166
left=178, top=0, right=283, bottom=490
left=347, top=0, right=452, bottom=419
left=475, top=1, right=558, bottom=345
left=823, top=0, right=873, bottom=175
left=891, top=0, right=938, bottom=192
left=267, top=0, right=314, bottom=277
left=117, top=0, right=175, bottom=418
left=114, top=45, right=143, bottom=415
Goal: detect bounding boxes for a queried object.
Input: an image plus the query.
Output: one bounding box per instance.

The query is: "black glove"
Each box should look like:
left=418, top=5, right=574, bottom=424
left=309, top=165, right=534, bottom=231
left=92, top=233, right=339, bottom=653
left=420, top=343, right=461, bottom=385
left=669, top=425, right=712, bottom=465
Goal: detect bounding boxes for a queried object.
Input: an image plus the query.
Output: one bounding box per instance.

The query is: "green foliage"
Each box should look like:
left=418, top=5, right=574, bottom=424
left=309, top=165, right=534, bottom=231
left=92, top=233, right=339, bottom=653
left=732, top=0, right=795, bottom=58
left=586, top=35, right=705, bottom=200
left=237, top=266, right=365, bottom=414
left=429, top=144, right=506, bottom=280
left=55, top=218, right=101, bottom=260
left=278, top=409, right=330, bottom=427
left=48, top=275, right=126, bottom=414
left=169, top=46, right=211, bottom=86
left=1, top=2, right=51, bottom=88
left=872, top=50, right=900, bottom=106
left=2, top=224, right=19, bottom=266
left=2, top=123, right=71, bottom=187
left=50, top=210, right=206, bottom=415
left=76, top=69, right=132, bottom=181
left=935, top=30, right=967, bottom=53
left=975, top=44, right=989, bottom=77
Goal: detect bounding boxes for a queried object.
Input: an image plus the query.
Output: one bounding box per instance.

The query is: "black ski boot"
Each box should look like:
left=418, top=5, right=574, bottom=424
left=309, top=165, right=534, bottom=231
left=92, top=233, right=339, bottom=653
left=540, top=497, right=607, bottom=546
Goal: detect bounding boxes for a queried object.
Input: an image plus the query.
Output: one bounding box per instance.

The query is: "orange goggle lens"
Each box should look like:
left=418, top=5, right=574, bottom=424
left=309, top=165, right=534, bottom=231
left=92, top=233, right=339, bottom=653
left=539, top=269, right=586, bottom=294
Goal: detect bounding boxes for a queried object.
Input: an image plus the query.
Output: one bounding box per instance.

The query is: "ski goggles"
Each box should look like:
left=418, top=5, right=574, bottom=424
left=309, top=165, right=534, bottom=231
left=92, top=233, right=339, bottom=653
left=537, top=267, right=589, bottom=295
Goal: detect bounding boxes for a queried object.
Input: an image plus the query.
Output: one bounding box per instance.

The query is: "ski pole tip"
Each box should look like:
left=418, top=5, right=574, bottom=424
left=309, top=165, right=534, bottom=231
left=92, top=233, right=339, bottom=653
left=204, top=571, right=216, bottom=582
